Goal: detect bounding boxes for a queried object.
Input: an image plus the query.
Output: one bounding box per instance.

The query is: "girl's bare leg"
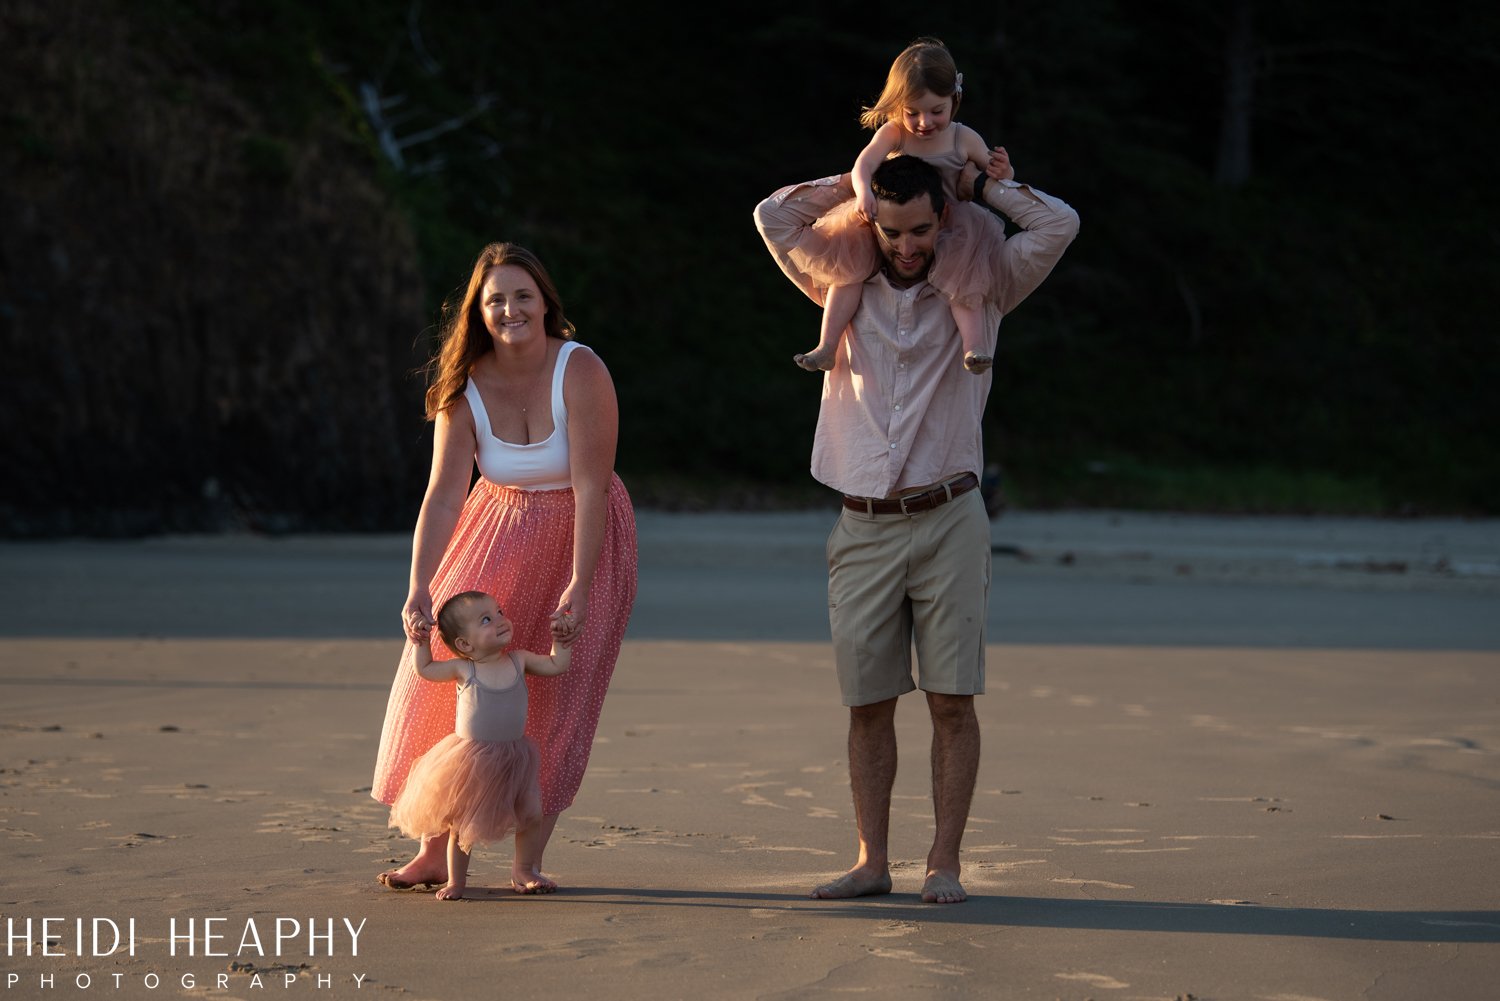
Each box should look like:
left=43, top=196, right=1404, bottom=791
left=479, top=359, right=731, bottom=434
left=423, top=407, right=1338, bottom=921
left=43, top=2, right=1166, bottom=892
left=436, top=833, right=471, bottom=901
left=796, top=283, right=862, bottom=371
left=377, top=832, right=449, bottom=889
left=512, top=813, right=560, bottom=893
left=951, top=301, right=993, bottom=374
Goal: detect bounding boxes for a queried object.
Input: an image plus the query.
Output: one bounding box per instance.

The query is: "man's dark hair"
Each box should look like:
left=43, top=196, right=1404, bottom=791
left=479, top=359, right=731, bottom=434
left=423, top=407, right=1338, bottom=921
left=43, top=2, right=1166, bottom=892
left=871, top=154, right=946, bottom=215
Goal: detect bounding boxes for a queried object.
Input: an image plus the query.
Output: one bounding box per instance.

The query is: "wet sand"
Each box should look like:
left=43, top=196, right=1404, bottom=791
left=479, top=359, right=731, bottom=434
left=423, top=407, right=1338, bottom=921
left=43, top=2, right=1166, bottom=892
left=2, top=510, right=1498, bottom=999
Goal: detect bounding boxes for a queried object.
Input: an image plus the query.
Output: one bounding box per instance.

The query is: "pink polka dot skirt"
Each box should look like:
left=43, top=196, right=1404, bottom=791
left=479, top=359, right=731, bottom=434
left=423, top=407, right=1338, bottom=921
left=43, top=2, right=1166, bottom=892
left=372, top=475, right=637, bottom=815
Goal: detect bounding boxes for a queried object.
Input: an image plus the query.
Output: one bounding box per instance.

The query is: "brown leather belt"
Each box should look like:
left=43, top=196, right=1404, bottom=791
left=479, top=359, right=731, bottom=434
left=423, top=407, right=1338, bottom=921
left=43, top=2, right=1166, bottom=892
left=842, top=472, right=979, bottom=516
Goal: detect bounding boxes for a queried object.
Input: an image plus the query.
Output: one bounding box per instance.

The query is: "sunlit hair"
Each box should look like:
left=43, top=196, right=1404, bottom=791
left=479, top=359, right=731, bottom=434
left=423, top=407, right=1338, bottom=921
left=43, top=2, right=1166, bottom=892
left=872, top=155, right=946, bottom=216
left=859, top=37, right=963, bottom=131
left=423, top=242, right=576, bottom=420
left=436, top=590, right=494, bottom=650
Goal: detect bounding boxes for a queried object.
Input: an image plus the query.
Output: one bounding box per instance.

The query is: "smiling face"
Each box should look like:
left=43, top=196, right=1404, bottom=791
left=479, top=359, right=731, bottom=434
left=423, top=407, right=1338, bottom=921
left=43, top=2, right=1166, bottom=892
left=900, top=90, right=954, bottom=141
left=874, top=194, right=946, bottom=285
left=479, top=264, right=548, bottom=345
left=451, top=595, right=513, bottom=659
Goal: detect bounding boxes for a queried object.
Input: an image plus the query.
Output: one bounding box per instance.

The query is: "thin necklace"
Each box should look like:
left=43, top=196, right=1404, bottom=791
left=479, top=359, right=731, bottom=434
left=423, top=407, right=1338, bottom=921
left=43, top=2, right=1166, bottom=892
left=512, top=346, right=549, bottom=416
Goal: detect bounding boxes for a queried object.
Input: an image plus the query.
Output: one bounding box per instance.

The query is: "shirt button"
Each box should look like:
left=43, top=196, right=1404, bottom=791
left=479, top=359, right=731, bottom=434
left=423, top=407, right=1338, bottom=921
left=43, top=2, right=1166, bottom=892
left=889, top=442, right=897, bottom=449
left=894, top=404, right=902, bottom=411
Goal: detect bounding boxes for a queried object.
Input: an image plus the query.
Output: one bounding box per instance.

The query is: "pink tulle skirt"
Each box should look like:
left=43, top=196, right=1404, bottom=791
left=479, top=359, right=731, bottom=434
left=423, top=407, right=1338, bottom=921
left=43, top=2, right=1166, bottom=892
left=787, top=198, right=1008, bottom=309
left=388, top=734, right=541, bottom=852
left=372, top=475, right=638, bottom=815
left=787, top=199, right=880, bottom=288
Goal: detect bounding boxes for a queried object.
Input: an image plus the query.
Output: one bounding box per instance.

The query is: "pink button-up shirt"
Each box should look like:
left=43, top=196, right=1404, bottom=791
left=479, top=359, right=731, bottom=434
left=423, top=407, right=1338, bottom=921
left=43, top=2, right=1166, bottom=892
left=754, top=173, right=1080, bottom=498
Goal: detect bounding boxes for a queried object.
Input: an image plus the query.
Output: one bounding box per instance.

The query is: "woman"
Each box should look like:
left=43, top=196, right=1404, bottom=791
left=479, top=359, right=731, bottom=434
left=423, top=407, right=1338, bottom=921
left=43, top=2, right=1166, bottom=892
left=372, top=242, right=637, bottom=893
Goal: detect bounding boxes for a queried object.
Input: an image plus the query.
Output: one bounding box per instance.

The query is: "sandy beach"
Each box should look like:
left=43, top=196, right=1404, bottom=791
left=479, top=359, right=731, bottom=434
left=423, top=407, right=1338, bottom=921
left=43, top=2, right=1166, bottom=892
left=2, top=509, right=1498, bottom=999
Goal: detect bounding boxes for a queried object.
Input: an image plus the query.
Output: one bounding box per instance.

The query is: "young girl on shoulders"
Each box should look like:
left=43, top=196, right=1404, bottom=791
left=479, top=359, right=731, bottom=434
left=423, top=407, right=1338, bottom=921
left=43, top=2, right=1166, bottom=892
left=386, top=590, right=571, bottom=900
left=791, top=37, right=1014, bottom=375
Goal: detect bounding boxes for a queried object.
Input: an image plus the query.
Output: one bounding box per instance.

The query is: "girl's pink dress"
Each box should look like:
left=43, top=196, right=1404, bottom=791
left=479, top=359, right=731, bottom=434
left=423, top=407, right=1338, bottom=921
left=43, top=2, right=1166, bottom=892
left=787, top=131, right=1007, bottom=308
left=372, top=341, right=638, bottom=817
left=388, top=658, right=541, bottom=852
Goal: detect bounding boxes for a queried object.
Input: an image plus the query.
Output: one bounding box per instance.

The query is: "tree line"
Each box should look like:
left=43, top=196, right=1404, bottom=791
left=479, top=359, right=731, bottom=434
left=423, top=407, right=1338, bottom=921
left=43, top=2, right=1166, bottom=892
left=1, top=0, right=1494, bottom=535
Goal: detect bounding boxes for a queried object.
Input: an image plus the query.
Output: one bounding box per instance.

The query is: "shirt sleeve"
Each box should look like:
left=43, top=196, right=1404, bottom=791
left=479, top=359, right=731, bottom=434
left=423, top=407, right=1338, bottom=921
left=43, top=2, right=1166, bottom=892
left=752, top=174, right=856, bottom=306
left=983, top=180, right=1081, bottom=316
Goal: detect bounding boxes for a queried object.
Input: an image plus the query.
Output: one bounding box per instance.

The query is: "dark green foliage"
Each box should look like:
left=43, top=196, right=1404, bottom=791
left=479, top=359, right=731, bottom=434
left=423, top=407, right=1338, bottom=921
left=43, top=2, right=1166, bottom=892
left=2, top=0, right=1495, bottom=534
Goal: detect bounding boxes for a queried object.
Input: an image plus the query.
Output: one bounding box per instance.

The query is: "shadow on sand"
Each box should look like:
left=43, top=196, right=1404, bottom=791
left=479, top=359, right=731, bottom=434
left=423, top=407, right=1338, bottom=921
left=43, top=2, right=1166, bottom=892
left=401, top=886, right=1500, bottom=943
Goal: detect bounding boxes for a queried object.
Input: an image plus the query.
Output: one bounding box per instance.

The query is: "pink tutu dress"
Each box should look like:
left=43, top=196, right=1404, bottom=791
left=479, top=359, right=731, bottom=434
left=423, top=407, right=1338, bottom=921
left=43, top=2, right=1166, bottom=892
left=786, top=131, right=1008, bottom=309
left=388, top=656, right=542, bottom=852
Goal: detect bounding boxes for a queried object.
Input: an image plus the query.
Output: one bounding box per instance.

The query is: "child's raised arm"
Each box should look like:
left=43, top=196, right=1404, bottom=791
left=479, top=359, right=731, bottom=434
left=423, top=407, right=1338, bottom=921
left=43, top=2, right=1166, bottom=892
left=851, top=122, right=905, bottom=221
left=411, top=638, right=467, bottom=683
left=955, top=124, right=994, bottom=172
left=954, top=124, right=1016, bottom=183
left=513, top=638, right=573, bottom=678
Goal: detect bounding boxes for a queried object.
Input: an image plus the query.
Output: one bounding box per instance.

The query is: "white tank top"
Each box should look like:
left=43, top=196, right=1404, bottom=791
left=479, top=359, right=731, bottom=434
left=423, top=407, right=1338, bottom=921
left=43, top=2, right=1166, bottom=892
left=464, top=340, right=581, bottom=490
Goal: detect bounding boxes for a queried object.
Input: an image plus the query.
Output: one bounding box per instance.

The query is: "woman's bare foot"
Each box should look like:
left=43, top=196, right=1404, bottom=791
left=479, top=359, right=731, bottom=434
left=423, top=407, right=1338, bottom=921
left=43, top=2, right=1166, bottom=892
left=378, top=835, right=450, bottom=890
left=511, top=863, right=558, bottom=894
left=376, top=863, right=445, bottom=891
left=434, top=880, right=466, bottom=901
left=921, top=869, right=967, bottom=904
left=810, top=865, right=892, bottom=899
left=963, top=352, right=993, bottom=374
left=794, top=347, right=836, bottom=372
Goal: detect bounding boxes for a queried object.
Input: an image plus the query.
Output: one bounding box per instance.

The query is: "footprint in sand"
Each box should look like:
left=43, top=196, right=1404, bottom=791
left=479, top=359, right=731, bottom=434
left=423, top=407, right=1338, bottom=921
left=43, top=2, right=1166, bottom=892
left=869, top=920, right=919, bottom=938
left=1052, top=877, right=1134, bottom=890
left=867, top=947, right=944, bottom=969
left=725, top=783, right=789, bottom=809
left=1055, top=971, right=1129, bottom=989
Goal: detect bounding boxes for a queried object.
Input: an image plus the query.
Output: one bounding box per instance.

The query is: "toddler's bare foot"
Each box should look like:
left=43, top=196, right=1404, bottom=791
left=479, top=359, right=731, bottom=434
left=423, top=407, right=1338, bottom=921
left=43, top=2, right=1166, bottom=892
left=963, top=352, right=993, bottom=374
left=810, top=865, right=892, bottom=899
left=921, top=869, right=967, bottom=904
left=511, top=864, right=558, bottom=894
left=794, top=347, right=835, bottom=372
left=435, top=880, right=466, bottom=901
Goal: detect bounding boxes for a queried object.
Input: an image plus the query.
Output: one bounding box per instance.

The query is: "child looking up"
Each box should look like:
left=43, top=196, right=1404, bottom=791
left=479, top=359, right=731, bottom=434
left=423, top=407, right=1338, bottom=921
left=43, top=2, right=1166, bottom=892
left=387, top=590, right=571, bottom=901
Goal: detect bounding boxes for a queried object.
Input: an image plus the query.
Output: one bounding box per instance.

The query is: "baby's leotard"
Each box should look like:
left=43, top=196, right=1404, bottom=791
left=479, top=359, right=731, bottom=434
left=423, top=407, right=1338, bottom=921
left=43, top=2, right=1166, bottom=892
left=387, top=656, right=542, bottom=851
left=786, top=126, right=1006, bottom=309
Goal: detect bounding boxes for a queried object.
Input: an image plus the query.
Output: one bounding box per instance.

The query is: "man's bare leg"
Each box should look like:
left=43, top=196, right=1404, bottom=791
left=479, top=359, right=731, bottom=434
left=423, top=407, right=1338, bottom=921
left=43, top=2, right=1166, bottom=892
left=812, top=698, right=897, bottom=899
left=923, top=692, right=979, bottom=904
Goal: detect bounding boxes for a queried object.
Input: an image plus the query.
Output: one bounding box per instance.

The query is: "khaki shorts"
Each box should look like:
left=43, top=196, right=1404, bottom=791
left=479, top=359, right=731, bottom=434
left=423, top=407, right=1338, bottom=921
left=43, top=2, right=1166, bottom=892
left=826, top=489, right=991, bottom=706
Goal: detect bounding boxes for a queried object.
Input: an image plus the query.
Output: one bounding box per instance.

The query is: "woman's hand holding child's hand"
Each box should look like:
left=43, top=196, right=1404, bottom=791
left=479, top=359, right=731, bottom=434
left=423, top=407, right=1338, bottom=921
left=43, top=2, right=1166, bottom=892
left=402, top=590, right=433, bottom=643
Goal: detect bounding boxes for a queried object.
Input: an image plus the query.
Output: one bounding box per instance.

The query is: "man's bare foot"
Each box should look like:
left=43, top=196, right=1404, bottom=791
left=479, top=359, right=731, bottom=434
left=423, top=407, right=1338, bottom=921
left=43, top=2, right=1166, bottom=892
left=434, top=881, right=465, bottom=901
left=377, top=864, right=445, bottom=891
left=963, top=352, right=993, bottom=374
left=921, top=870, right=967, bottom=904
left=511, top=864, right=558, bottom=894
left=794, top=347, right=835, bottom=372
left=810, top=866, right=893, bottom=900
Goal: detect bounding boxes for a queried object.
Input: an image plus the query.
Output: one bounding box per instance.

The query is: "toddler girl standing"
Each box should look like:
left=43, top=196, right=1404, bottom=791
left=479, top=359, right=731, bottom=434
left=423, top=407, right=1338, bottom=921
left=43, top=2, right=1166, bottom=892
left=791, top=37, right=1013, bottom=375
left=387, top=590, right=571, bottom=901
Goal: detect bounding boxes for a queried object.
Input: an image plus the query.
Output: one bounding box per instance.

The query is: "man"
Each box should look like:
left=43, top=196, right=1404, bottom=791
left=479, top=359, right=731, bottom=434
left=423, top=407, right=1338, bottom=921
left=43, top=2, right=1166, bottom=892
left=753, top=152, right=1078, bottom=904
